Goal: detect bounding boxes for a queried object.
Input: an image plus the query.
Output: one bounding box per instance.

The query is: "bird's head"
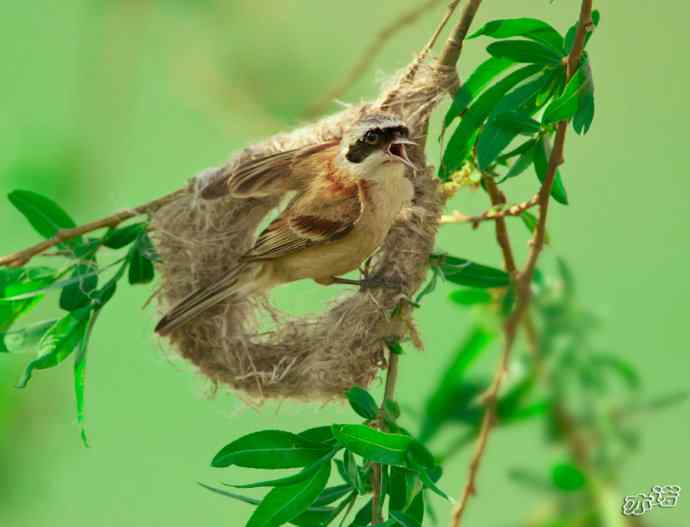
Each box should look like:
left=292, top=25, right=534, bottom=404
left=339, top=114, right=415, bottom=178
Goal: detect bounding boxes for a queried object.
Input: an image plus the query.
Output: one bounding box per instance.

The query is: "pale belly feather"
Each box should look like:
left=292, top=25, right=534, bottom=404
left=269, top=169, right=413, bottom=284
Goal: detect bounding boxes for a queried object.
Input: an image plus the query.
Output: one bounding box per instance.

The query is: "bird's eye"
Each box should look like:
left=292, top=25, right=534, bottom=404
left=364, top=130, right=379, bottom=144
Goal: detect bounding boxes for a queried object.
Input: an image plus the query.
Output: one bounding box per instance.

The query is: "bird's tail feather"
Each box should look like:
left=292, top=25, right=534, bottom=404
left=155, top=264, right=260, bottom=336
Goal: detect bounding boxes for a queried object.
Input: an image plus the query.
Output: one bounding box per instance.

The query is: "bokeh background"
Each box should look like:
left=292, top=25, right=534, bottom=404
left=1, top=1, right=689, bottom=526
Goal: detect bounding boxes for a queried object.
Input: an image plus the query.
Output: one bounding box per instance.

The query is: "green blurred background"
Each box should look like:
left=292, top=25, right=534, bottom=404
left=1, top=1, right=688, bottom=526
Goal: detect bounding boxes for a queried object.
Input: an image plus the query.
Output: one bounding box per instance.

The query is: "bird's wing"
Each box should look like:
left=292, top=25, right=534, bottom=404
left=242, top=183, right=365, bottom=262
left=200, top=141, right=340, bottom=199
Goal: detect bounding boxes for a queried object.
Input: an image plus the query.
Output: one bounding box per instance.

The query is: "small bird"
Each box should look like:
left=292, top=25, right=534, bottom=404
left=155, top=113, right=415, bottom=336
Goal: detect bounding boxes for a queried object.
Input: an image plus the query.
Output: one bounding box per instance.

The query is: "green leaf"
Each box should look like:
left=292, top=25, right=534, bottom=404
left=449, top=288, right=492, bottom=306
left=128, top=234, right=156, bottom=285
left=291, top=491, right=355, bottom=527
left=211, top=430, right=332, bottom=469
left=477, top=111, right=541, bottom=170
left=348, top=499, right=372, bottom=527
left=224, top=450, right=337, bottom=489
left=551, top=462, right=586, bottom=492
left=520, top=211, right=550, bottom=244
left=313, top=485, right=353, bottom=508
left=469, top=18, right=565, bottom=53
left=443, top=56, right=514, bottom=130
left=0, top=267, right=56, bottom=332
left=60, top=261, right=98, bottom=311
left=298, top=426, right=338, bottom=447
left=533, top=138, right=568, bottom=205
left=502, top=148, right=534, bottom=182
left=102, top=223, right=146, bottom=249
left=16, top=307, right=92, bottom=388
left=346, top=386, right=379, bottom=420
left=415, top=267, right=440, bottom=304
left=507, top=468, right=553, bottom=491
left=496, top=138, right=537, bottom=164
left=435, top=254, right=510, bottom=288
left=390, top=510, right=422, bottom=527
left=0, top=320, right=57, bottom=354
left=419, top=326, right=494, bottom=441
left=573, top=64, right=595, bottom=135
left=487, top=40, right=562, bottom=65
left=8, top=190, right=81, bottom=249
left=246, top=461, right=331, bottom=527
left=542, top=62, right=591, bottom=125
left=73, top=308, right=100, bottom=447
left=440, top=64, right=542, bottom=180
left=589, top=353, right=641, bottom=391
left=332, top=425, right=413, bottom=466
left=411, top=462, right=450, bottom=502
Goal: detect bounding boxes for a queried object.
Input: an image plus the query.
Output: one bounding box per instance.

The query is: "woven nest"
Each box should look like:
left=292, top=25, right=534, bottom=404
left=151, top=60, right=453, bottom=400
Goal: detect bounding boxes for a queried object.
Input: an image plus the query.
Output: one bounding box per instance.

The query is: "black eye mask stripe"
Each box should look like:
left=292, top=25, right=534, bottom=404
left=345, top=126, right=409, bottom=164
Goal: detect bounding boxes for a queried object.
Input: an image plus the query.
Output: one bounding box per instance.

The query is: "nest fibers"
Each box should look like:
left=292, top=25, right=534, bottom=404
left=151, top=59, right=454, bottom=400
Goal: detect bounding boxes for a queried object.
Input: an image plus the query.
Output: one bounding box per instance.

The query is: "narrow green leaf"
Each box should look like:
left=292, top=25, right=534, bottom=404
left=469, top=18, right=565, bottom=53
left=127, top=233, right=156, bottom=285
left=211, top=430, right=332, bottom=469
left=542, top=62, right=590, bottom=125
left=496, top=138, right=537, bottom=164
left=520, top=211, right=550, bottom=244
left=298, top=426, right=338, bottom=447
left=102, top=223, right=146, bottom=249
left=589, top=353, right=641, bottom=391
left=440, top=65, right=542, bottom=180
left=415, top=267, right=440, bottom=304
left=16, top=307, right=92, bottom=388
left=246, top=461, right=331, bottom=527
left=551, top=462, right=586, bottom=492
left=198, top=483, right=263, bottom=505
left=291, top=491, right=355, bottom=527
left=507, top=468, right=553, bottom=491
left=0, top=267, right=56, bottom=332
left=224, top=450, right=337, bottom=489
left=60, top=261, right=98, bottom=311
left=487, top=40, right=562, bottom=65
left=73, top=308, right=100, bottom=447
left=436, top=254, right=510, bottom=288
left=419, top=326, right=494, bottom=441
left=312, top=485, right=353, bottom=507
left=332, top=425, right=413, bottom=466
left=477, top=111, right=541, bottom=170
left=0, top=320, right=56, bottom=354
left=443, top=56, right=514, bottom=129
left=8, top=190, right=81, bottom=248
left=502, top=148, right=534, bottom=182
left=346, top=386, right=379, bottom=420
left=573, top=63, right=595, bottom=135
left=533, top=138, right=568, bottom=205
left=390, top=510, right=422, bottom=527
left=412, top=462, right=450, bottom=502
left=348, top=499, right=372, bottom=527
left=449, top=288, right=492, bottom=306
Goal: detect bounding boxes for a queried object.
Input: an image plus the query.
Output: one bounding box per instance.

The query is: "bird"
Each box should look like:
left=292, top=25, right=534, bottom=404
left=155, top=113, right=415, bottom=336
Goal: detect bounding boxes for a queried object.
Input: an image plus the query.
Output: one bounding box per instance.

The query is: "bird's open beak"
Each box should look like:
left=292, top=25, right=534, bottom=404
left=387, top=139, right=416, bottom=170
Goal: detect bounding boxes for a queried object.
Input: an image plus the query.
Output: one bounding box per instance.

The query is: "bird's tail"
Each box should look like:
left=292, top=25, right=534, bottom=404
left=155, top=263, right=261, bottom=336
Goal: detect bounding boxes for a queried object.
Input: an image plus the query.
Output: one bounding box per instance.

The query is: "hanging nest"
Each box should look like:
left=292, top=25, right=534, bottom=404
left=151, top=58, right=455, bottom=400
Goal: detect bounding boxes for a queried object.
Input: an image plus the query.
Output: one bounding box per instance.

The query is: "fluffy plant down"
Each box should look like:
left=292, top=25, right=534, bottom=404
left=151, top=59, right=455, bottom=400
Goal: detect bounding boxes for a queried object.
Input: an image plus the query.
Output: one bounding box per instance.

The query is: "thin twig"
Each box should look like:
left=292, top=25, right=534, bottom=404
left=305, top=0, right=444, bottom=118
left=437, top=0, right=483, bottom=95
left=0, top=189, right=187, bottom=268
left=440, top=194, right=539, bottom=228
left=450, top=2, right=593, bottom=526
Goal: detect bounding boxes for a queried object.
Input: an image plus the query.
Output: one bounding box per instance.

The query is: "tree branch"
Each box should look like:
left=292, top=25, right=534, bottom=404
left=439, top=193, right=538, bottom=228
left=0, top=188, right=187, bottom=268
left=450, top=2, right=593, bottom=526
left=437, top=0, right=483, bottom=94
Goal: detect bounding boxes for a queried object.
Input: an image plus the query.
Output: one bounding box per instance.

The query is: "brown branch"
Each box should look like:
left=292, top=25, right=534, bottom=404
left=450, top=2, right=593, bottom=526
left=437, top=0, right=483, bottom=94
left=0, top=188, right=187, bottom=268
left=439, top=193, right=538, bottom=227
left=304, top=0, right=444, bottom=118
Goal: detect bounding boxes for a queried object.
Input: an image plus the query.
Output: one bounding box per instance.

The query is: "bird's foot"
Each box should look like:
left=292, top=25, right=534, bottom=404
left=330, top=276, right=401, bottom=291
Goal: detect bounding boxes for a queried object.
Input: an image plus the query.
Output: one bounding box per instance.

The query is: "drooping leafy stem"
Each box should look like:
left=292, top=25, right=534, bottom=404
left=446, top=2, right=596, bottom=526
